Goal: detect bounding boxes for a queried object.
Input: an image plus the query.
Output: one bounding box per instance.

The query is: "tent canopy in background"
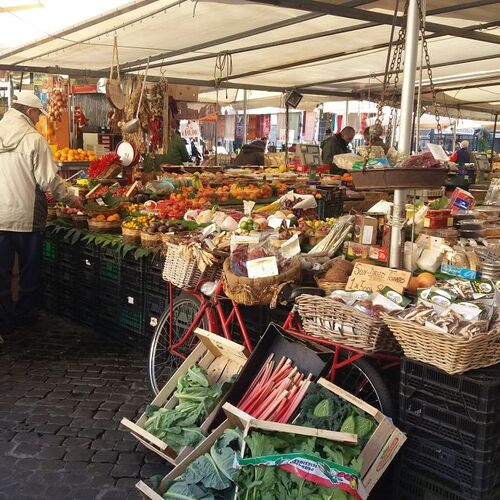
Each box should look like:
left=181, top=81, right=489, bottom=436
left=0, top=0, right=499, bottom=121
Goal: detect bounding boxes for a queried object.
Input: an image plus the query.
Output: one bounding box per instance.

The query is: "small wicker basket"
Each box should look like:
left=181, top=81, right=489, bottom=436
left=47, top=206, right=58, bottom=219
left=296, top=294, right=400, bottom=353
left=141, top=231, right=162, bottom=248
left=55, top=209, right=72, bottom=221
left=383, top=314, right=500, bottom=374
left=71, top=214, right=89, bottom=229
left=122, top=226, right=141, bottom=244
left=162, top=242, right=221, bottom=289
left=314, top=277, right=347, bottom=294
left=88, top=220, right=122, bottom=233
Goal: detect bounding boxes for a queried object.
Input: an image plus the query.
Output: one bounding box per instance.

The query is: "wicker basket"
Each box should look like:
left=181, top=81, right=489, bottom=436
left=314, top=277, right=347, bottom=294
left=141, top=231, right=162, bottom=248
left=222, top=257, right=301, bottom=306
left=47, top=206, right=57, bottom=219
left=71, top=214, right=89, bottom=229
left=162, top=242, right=221, bottom=289
left=122, top=226, right=141, bottom=244
left=55, top=209, right=72, bottom=221
left=88, top=220, right=122, bottom=233
left=383, top=315, right=500, bottom=374
left=296, top=294, right=400, bottom=353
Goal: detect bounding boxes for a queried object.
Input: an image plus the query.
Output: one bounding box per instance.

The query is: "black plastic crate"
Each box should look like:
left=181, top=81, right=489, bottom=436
left=401, top=358, right=500, bottom=424
left=143, top=291, right=168, bottom=337
left=119, top=285, right=144, bottom=335
left=42, top=238, right=58, bottom=263
left=99, top=246, right=121, bottom=284
left=400, top=430, right=500, bottom=492
left=395, top=463, right=500, bottom=500
left=57, top=240, right=77, bottom=267
left=399, top=396, right=500, bottom=453
left=121, top=262, right=145, bottom=289
left=144, top=254, right=167, bottom=294
left=316, top=188, right=344, bottom=219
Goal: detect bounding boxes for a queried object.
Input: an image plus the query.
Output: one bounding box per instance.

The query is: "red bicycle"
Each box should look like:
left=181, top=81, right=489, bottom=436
left=148, top=279, right=399, bottom=416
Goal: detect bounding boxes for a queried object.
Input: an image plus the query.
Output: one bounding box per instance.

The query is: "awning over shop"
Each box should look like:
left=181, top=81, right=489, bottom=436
left=0, top=0, right=499, bottom=119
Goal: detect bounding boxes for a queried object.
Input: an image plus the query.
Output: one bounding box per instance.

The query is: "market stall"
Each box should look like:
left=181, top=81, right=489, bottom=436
left=3, top=0, right=500, bottom=498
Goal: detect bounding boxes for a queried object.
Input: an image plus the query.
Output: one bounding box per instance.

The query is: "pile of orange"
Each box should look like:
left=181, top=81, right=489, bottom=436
left=54, top=148, right=97, bottom=163
left=93, top=214, right=121, bottom=222
left=229, top=182, right=273, bottom=200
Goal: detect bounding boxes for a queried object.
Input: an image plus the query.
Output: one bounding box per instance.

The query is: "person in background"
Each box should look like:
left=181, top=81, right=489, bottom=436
left=363, top=124, right=389, bottom=154
left=0, top=92, right=83, bottom=334
left=165, top=128, right=190, bottom=165
left=190, top=139, right=202, bottom=164
left=234, top=138, right=266, bottom=166
left=454, top=140, right=471, bottom=164
left=216, top=140, right=228, bottom=155
left=321, top=126, right=356, bottom=174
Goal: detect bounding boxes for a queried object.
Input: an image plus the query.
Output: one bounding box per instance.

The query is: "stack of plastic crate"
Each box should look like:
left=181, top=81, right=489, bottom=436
left=396, top=358, right=500, bottom=499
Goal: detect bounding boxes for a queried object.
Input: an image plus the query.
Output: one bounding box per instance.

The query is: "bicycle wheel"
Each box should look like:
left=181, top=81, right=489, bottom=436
left=148, top=293, right=208, bottom=395
left=332, top=356, right=394, bottom=417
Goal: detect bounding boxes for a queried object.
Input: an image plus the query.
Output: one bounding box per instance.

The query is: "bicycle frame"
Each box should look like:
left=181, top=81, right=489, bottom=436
left=168, top=280, right=254, bottom=356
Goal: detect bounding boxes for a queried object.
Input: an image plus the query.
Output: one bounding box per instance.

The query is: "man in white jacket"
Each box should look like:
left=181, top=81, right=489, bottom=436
left=0, top=92, right=83, bottom=334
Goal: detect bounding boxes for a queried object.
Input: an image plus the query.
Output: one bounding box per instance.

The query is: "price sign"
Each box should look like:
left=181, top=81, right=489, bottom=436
left=346, top=263, right=411, bottom=293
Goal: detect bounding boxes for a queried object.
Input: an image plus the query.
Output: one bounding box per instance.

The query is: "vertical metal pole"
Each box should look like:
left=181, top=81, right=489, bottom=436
left=390, top=0, right=420, bottom=269
left=490, top=112, right=498, bottom=172
left=285, top=104, right=289, bottom=165
left=344, top=99, right=349, bottom=127
left=242, top=89, right=248, bottom=145
left=452, top=120, right=457, bottom=152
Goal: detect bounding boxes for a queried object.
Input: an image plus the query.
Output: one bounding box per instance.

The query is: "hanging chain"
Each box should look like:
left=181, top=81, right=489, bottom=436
left=416, top=0, right=442, bottom=144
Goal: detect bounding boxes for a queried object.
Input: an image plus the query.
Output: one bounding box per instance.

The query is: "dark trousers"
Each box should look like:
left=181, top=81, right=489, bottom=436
left=0, top=231, right=43, bottom=326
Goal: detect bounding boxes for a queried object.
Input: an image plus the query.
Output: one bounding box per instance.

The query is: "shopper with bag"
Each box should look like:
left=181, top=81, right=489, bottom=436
left=0, top=92, right=83, bottom=334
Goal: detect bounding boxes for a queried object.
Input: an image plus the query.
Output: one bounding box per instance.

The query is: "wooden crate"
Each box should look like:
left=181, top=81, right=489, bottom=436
left=121, top=329, right=248, bottom=464
left=136, top=402, right=358, bottom=500
left=316, top=378, right=406, bottom=495
left=136, top=420, right=233, bottom=500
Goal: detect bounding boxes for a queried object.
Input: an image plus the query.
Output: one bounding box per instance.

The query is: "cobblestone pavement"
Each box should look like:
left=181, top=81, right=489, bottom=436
left=0, top=313, right=171, bottom=499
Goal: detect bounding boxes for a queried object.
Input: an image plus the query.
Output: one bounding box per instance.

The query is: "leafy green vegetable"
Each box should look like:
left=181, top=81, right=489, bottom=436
left=236, top=431, right=356, bottom=500
left=161, top=428, right=243, bottom=500
left=144, top=365, right=227, bottom=452
left=340, top=415, right=355, bottom=434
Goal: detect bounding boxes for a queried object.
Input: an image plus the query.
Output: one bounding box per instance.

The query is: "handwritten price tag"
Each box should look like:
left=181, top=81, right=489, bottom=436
left=246, top=256, right=279, bottom=279
left=346, top=263, right=411, bottom=293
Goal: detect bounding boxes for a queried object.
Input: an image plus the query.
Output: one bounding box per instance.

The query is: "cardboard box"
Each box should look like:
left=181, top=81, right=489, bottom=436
left=354, top=215, right=378, bottom=245
left=121, top=329, right=248, bottom=464
left=347, top=241, right=388, bottom=264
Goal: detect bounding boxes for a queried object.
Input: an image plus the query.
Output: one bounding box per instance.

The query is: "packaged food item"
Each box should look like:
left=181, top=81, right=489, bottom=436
left=333, top=153, right=363, bottom=170
left=449, top=187, right=475, bottom=213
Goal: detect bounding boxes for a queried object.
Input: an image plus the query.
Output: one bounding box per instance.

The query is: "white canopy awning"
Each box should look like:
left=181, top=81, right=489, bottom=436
left=0, top=0, right=499, bottom=119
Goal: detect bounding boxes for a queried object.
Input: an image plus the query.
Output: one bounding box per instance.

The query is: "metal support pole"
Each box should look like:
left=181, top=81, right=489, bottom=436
left=285, top=104, right=290, bottom=165
left=390, top=0, right=421, bottom=269
left=242, top=89, right=248, bottom=145
left=344, top=99, right=349, bottom=127
left=490, top=112, right=498, bottom=172
left=452, top=120, right=457, bottom=152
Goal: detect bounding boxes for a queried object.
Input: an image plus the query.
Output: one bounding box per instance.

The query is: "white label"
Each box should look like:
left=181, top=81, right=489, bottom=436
left=96, top=197, right=106, bottom=206
left=127, top=296, right=135, bottom=305
left=84, top=259, right=91, bottom=267
left=150, top=317, right=158, bottom=327
left=428, top=236, right=445, bottom=252
left=246, top=256, right=279, bottom=279
left=427, top=143, right=449, bottom=162
left=230, top=233, right=260, bottom=251
left=268, top=216, right=290, bottom=229
left=243, top=200, right=256, bottom=216
left=361, top=225, right=374, bottom=245
left=281, top=233, right=301, bottom=259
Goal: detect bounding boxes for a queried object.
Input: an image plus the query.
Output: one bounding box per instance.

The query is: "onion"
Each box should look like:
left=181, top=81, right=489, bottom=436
left=416, top=272, right=437, bottom=289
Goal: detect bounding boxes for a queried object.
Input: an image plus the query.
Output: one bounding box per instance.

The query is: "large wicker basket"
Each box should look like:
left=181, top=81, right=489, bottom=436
left=162, top=242, right=221, bottom=289
left=88, top=220, right=122, bottom=233
left=222, top=257, right=301, bottom=306
left=141, top=231, right=162, bottom=249
left=122, top=226, right=141, bottom=244
left=383, top=315, right=500, bottom=374
left=296, top=294, right=400, bottom=353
